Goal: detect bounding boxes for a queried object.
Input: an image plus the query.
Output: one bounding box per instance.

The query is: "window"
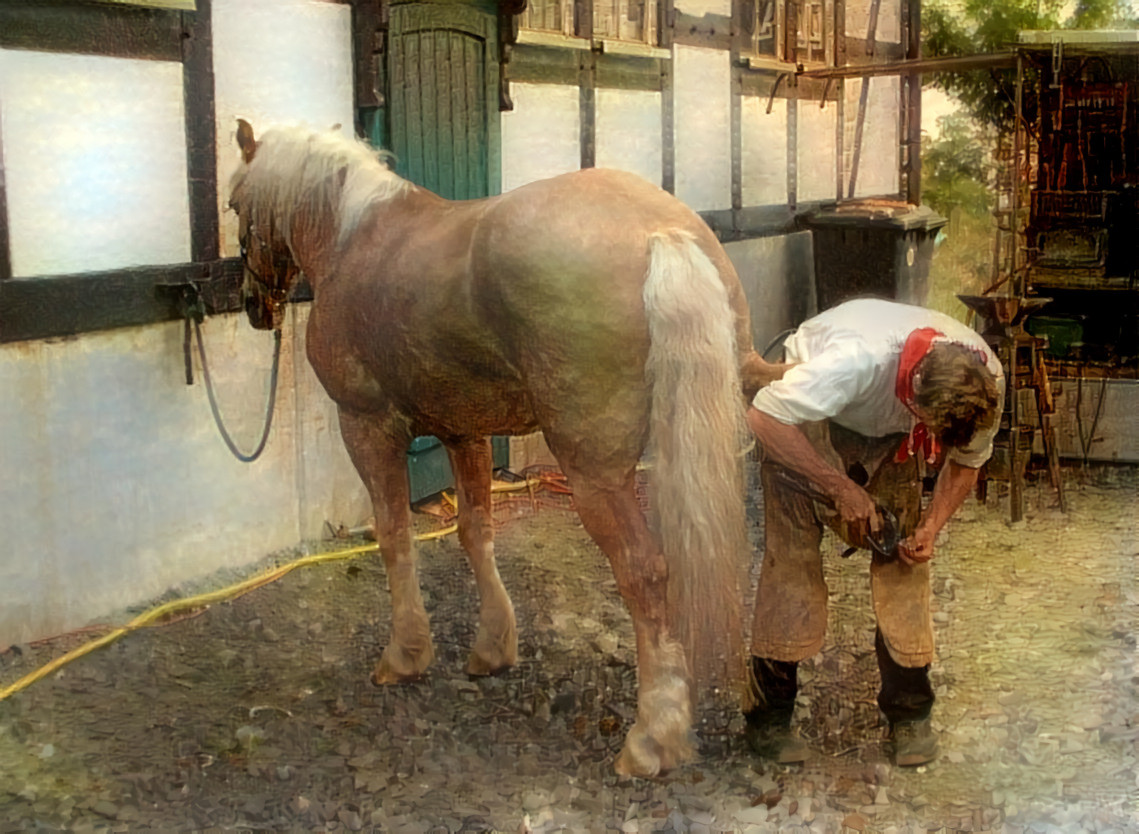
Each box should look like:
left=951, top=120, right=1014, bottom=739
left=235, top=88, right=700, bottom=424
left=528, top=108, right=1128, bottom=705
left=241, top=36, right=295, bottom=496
left=745, top=0, right=832, bottom=66
left=0, top=0, right=354, bottom=344
left=0, top=50, right=191, bottom=278
left=520, top=0, right=661, bottom=47
left=593, top=0, right=657, bottom=46
left=520, top=0, right=574, bottom=36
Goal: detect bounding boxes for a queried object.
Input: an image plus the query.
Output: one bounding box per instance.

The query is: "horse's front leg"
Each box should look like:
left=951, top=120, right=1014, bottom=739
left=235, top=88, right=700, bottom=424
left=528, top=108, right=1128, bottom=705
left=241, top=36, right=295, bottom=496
left=446, top=438, right=517, bottom=675
left=338, top=409, right=435, bottom=682
left=570, top=476, right=694, bottom=777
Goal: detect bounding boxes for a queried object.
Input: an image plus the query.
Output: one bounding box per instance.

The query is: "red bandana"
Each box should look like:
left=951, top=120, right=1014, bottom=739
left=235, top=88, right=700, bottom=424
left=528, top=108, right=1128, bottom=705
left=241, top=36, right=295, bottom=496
left=895, top=327, right=943, bottom=464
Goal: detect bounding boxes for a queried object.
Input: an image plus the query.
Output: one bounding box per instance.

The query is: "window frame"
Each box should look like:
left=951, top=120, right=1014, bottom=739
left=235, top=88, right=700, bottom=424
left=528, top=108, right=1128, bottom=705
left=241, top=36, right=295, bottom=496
left=0, top=0, right=361, bottom=345
left=742, top=0, right=835, bottom=69
left=0, top=0, right=225, bottom=344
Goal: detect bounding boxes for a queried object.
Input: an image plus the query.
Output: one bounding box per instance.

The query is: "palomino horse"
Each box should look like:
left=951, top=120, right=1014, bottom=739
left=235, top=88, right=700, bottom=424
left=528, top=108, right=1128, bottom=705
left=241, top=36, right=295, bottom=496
left=229, top=121, right=781, bottom=776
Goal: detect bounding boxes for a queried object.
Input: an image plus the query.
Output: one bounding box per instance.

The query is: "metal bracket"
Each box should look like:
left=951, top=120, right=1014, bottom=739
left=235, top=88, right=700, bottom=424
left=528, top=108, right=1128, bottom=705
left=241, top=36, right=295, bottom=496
left=156, top=281, right=205, bottom=385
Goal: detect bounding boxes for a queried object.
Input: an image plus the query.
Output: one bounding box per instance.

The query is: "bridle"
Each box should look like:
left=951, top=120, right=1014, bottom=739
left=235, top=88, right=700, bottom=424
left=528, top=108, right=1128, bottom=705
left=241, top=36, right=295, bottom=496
left=239, top=212, right=296, bottom=327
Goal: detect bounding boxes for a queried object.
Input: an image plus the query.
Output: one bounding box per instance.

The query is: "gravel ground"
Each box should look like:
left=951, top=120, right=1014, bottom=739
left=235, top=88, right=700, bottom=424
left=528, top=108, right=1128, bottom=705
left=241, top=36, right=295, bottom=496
left=0, top=464, right=1135, bottom=833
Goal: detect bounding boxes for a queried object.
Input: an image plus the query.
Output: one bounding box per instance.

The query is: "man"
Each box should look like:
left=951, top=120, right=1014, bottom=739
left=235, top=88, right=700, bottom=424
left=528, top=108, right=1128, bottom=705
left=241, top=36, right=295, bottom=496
left=745, top=297, right=1004, bottom=767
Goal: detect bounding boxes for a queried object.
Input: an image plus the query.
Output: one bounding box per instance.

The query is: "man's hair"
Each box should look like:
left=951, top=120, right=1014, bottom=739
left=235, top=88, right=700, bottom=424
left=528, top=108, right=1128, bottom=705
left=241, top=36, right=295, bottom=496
left=914, top=343, right=1000, bottom=449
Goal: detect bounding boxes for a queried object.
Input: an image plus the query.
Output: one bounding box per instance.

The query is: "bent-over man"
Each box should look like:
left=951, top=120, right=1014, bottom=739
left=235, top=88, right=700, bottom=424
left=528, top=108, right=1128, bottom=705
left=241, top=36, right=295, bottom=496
left=745, top=297, right=1004, bottom=767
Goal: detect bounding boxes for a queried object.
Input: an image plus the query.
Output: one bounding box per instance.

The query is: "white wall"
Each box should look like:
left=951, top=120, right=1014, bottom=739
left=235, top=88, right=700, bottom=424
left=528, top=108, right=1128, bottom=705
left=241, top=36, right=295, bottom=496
left=798, top=98, right=839, bottom=203
left=0, top=307, right=369, bottom=647
left=213, top=0, right=355, bottom=255
left=742, top=97, right=788, bottom=207
left=596, top=88, right=663, bottom=187
left=674, top=45, right=732, bottom=211
left=847, top=76, right=900, bottom=198
left=673, top=0, right=732, bottom=17
left=0, top=50, right=191, bottom=277
left=0, top=0, right=366, bottom=649
left=846, top=0, right=900, bottom=44
left=725, top=232, right=816, bottom=349
left=501, top=82, right=581, bottom=191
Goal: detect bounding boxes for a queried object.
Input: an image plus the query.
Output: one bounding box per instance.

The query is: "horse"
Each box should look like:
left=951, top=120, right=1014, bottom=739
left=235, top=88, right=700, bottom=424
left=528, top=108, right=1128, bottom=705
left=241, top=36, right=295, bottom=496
left=228, top=120, right=784, bottom=776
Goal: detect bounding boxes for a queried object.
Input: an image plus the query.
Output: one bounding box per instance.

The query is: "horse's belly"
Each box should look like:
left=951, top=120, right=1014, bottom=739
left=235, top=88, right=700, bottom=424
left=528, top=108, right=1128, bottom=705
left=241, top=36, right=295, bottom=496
left=310, top=340, right=538, bottom=437
left=405, top=380, right=540, bottom=439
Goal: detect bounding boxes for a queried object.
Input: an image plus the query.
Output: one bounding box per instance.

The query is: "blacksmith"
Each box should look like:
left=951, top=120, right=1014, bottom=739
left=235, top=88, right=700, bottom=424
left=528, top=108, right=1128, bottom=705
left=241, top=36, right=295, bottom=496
left=745, top=297, right=1004, bottom=766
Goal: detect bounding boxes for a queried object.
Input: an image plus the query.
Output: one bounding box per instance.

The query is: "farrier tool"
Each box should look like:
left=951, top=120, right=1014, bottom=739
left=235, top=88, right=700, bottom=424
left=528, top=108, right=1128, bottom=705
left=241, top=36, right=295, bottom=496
left=770, top=467, right=902, bottom=562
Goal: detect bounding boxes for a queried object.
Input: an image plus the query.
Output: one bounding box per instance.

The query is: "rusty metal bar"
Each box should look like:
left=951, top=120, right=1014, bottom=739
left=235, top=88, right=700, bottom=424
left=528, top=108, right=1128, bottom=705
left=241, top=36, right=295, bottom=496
left=847, top=75, right=869, bottom=197
left=797, top=51, right=1017, bottom=80
left=1012, top=52, right=1023, bottom=296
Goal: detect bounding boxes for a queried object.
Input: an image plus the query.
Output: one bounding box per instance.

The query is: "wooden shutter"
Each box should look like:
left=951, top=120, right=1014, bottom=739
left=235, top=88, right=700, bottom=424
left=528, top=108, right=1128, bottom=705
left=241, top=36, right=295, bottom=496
left=388, top=2, right=501, bottom=199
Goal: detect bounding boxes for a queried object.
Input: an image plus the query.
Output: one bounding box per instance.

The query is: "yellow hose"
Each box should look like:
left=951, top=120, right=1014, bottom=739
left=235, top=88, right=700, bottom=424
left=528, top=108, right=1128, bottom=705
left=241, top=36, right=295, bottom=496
left=0, top=477, right=541, bottom=702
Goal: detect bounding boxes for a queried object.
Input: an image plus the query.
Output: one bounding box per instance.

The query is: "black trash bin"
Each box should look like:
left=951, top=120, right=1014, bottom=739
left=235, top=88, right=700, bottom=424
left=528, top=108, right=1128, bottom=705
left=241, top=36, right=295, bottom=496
left=803, top=203, right=947, bottom=312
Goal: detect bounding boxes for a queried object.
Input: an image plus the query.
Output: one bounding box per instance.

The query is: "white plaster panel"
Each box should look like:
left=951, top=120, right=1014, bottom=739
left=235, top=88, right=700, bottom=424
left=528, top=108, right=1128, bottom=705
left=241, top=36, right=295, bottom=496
left=797, top=98, right=838, bottom=203
left=213, top=0, right=355, bottom=255
left=847, top=76, right=900, bottom=198
left=725, top=232, right=816, bottom=349
left=673, top=0, right=732, bottom=17
left=0, top=307, right=369, bottom=647
left=501, top=83, right=581, bottom=192
left=846, top=0, right=901, bottom=43
left=741, top=96, right=787, bottom=207
left=0, top=50, right=191, bottom=277
left=674, top=46, right=732, bottom=212
left=596, top=88, right=663, bottom=187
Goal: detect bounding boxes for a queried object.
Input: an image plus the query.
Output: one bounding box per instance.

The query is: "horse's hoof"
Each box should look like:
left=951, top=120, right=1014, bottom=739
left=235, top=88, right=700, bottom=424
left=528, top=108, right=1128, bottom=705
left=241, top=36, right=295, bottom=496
left=614, top=743, right=662, bottom=778
left=465, top=651, right=515, bottom=677
left=372, top=645, right=434, bottom=684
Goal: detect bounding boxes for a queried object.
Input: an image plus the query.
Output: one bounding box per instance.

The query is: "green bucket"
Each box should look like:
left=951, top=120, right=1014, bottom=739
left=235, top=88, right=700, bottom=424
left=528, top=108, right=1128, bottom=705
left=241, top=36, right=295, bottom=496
left=1026, top=316, right=1083, bottom=358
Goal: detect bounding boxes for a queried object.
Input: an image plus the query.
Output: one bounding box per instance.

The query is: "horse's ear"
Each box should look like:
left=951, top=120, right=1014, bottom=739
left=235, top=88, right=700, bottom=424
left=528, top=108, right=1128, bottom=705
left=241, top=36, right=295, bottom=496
left=236, top=119, right=258, bottom=164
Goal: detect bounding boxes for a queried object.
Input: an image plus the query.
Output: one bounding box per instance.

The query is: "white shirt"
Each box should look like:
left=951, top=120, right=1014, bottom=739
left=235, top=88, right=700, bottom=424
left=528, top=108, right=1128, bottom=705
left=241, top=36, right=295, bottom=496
left=752, top=298, right=1005, bottom=468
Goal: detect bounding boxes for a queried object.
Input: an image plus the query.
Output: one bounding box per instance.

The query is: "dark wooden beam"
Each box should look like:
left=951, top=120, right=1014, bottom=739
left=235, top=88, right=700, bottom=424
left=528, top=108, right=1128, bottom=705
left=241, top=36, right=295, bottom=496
left=0, top=1, right=182, bottom=60
left=0, top=260, right=248, bottom=344
left=0, top=105, right=10, bottom=282
left=579, top=51, right=596, bottom=169
left=182, top=0, right=219, bottom=263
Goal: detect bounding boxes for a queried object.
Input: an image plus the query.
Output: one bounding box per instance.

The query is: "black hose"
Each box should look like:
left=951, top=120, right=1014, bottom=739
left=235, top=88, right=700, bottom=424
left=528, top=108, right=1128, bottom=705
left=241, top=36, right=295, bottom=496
left=762, top=328, right=797, bottom=361
left=194, top=319, right=282, bottom=463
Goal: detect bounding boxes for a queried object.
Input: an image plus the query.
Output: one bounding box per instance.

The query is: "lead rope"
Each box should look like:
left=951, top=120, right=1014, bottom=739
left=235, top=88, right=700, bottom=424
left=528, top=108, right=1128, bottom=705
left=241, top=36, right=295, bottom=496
left=192, top=317, right=282, bottom=463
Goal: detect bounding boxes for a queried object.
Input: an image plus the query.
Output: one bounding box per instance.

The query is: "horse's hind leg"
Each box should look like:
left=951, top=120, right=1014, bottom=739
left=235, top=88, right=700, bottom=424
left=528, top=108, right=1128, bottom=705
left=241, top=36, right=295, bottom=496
left=446, top=438, right=517, bottom=675
left=567, top=472, right=693, bottom=777
left=338, top=409, right=435, bottom=683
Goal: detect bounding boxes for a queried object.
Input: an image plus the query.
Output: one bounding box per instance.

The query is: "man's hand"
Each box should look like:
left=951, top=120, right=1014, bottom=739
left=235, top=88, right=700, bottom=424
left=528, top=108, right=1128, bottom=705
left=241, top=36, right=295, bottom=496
left=899, top=524, right=936, bottom=565
left=833, top=480, right=882, bottom=537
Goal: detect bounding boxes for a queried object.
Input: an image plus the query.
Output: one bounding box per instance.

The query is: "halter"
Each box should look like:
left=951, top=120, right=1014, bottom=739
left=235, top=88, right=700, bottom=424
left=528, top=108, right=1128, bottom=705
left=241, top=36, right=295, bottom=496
left=240, top=212, right=296, bottom=328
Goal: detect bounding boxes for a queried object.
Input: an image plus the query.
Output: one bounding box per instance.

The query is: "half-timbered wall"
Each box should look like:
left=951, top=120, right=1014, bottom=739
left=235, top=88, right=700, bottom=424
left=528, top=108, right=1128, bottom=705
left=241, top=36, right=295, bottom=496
left=0, top=0, right=369, bottom=649
left=0, top=0, right=912, bottom=648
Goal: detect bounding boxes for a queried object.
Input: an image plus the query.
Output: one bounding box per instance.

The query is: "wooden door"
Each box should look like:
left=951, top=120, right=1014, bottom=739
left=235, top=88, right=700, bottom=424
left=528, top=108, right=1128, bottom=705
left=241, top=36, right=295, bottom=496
left=388, top=1, right=501, bottom=199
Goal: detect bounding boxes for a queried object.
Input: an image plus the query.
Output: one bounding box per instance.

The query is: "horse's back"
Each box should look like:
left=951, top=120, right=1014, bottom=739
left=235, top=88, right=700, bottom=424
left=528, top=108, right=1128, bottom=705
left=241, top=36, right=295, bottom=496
left=466, top=168, right=738, bottom=460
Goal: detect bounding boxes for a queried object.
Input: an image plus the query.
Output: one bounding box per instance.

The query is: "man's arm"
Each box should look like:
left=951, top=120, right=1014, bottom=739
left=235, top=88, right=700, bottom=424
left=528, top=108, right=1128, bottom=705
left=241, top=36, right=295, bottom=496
left=746, top=406, right=881, bottom=534
left=899, top=459, right=980, bottom=565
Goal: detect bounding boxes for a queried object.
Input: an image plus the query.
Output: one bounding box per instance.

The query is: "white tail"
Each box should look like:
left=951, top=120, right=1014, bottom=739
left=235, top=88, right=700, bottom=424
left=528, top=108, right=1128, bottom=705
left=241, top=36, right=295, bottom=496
left=642, top=231, right=750, bottom=699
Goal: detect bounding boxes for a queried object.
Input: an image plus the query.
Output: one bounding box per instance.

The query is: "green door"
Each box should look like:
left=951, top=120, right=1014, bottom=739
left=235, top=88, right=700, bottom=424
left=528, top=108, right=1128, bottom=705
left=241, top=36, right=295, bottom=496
left=388, top=0, right=502, bottom=200
left=385, top=0, right=506, bottom=501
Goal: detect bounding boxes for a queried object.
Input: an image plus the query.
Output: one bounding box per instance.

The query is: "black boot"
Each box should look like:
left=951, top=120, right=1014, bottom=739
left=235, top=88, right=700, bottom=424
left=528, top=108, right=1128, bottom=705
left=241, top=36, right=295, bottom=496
left=875, top=629, right=938, bottom=766
left=743, top=657, right=808, bottom=764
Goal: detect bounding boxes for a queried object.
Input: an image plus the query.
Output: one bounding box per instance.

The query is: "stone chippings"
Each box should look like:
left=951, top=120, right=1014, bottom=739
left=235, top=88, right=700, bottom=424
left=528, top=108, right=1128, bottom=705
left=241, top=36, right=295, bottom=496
left=0, top=467, right=1135, bottom=832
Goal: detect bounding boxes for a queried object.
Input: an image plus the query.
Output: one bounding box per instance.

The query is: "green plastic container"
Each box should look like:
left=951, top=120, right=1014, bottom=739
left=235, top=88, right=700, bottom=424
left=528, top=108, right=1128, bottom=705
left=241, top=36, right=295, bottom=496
left=1026, top=316, right=1083, bottom=358
left=406, top=435, right=510, bottom=503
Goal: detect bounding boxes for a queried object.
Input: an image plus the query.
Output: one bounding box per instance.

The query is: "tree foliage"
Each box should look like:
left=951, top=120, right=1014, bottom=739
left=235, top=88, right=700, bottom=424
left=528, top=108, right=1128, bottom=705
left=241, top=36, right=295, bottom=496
left=921, top=112, right=996, bottom=218
left=922, top=0, right=1139, bottom=133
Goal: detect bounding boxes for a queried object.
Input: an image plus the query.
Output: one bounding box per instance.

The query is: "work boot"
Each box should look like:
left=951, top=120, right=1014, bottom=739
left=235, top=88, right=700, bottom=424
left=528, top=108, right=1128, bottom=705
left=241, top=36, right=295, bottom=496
left=744, top=657, right=808, bottom=763
left=744, top=712, right=809, bottom=764
left=889, top=717, right=939, bottom=766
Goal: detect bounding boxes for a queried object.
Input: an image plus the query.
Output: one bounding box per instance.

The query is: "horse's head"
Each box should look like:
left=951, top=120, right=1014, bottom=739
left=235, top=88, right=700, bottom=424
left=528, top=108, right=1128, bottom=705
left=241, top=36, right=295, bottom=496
left=229, top=119, right=300, bottom=331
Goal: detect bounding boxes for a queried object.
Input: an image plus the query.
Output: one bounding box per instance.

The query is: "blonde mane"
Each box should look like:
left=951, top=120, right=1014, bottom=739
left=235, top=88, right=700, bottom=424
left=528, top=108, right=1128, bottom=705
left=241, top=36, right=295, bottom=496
left=230, top=126, right=412, bottom=250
